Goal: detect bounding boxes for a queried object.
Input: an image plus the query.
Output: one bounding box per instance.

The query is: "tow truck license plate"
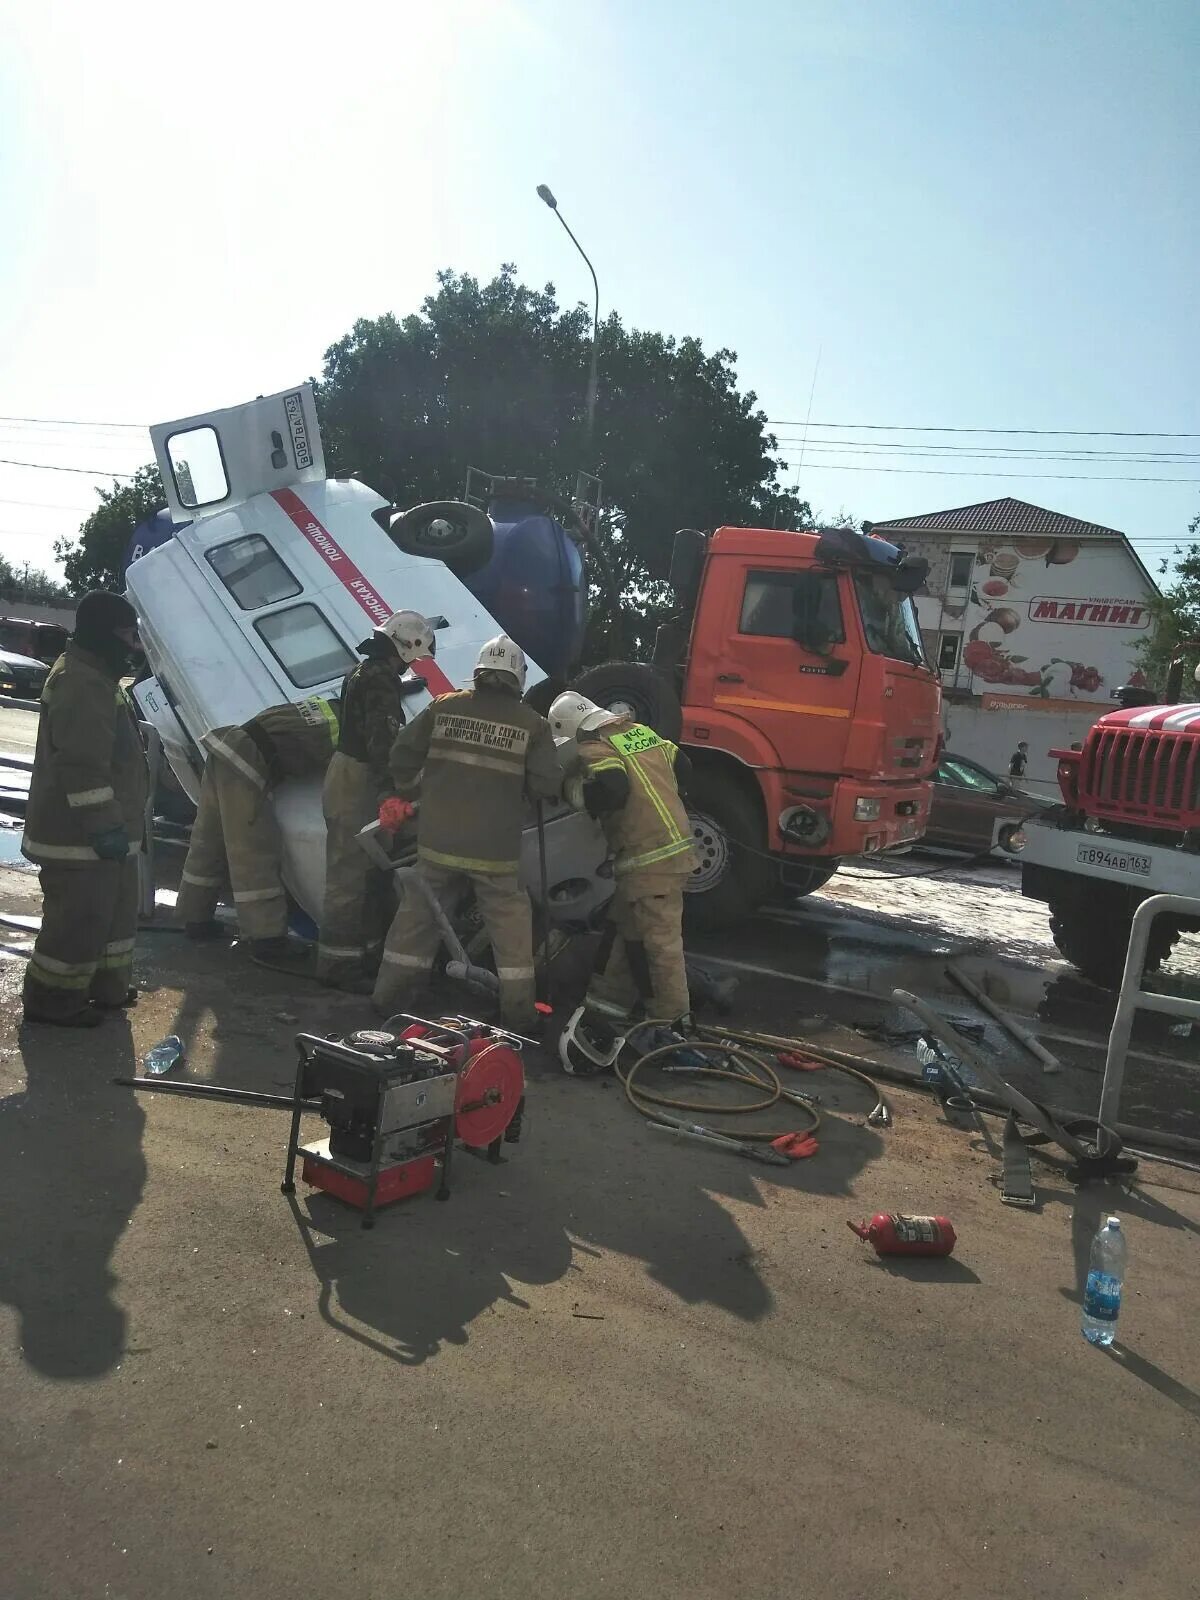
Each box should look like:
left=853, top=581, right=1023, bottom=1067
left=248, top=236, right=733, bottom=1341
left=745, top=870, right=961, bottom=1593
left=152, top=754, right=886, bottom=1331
left=1075, top=843, right=1151, bottom=877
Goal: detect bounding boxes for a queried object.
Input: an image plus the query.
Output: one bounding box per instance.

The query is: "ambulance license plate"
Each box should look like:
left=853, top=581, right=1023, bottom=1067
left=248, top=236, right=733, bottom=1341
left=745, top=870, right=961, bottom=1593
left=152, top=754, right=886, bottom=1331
left=1075, top=843, right=1151, bottom=877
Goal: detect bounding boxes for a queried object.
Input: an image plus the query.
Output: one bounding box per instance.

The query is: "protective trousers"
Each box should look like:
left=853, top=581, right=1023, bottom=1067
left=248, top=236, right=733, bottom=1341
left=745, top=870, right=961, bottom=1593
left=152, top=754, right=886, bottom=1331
left=586, top=877, right=690, bottom=1023
left=318, top=750, right=380, bottom=979
left=23, top=856, right=139, bottom=1021
left=373, top=862, right=536, bottom=1028
left=176, top=733, right=287, bottom=940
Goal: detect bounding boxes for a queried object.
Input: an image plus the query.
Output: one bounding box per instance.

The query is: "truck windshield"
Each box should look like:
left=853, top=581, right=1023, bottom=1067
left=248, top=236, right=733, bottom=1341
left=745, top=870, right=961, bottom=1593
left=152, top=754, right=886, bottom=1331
left=853, top=572, right=926, bottom=667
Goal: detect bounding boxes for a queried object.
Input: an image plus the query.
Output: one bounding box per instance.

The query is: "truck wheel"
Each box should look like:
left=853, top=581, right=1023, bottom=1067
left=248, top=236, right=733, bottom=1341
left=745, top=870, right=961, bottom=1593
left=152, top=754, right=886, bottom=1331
left=1048, top=890, right=1180, bottom=988
left=389, top=500, right=494, bottom=575
left=524, top=677, right=567, bottom=717
left=572, top=662, right=683, bottom=742
left=683, top=773, right=773, bottom=931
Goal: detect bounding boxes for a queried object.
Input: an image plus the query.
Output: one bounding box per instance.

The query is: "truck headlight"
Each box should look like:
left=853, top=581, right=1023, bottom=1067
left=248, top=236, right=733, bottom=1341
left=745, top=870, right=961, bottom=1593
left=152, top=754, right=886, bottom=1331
left=854, top=797, right=882, bottom=822
left=998, top=824, right=1026, bottom=854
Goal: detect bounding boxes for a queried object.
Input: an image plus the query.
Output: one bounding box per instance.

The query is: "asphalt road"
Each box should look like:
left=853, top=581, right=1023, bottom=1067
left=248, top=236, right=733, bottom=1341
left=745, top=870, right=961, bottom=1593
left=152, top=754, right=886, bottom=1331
left=0, top=700, right=37, bottom=757
left=0, top=860, right=1198, bottom=1598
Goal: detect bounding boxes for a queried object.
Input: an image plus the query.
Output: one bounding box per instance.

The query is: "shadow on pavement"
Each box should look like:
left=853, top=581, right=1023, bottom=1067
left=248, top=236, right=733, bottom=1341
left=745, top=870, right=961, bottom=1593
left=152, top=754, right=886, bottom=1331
left=1103, top=1341, right=1200, bottom=1421
left=0, top=1015, right=145, bottom=1379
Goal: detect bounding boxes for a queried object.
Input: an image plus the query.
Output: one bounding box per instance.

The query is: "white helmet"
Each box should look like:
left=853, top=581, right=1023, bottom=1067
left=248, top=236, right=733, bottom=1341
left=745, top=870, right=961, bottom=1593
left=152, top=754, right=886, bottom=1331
left=474, top=634, right=527, bottom=694
left=548, top=691, right=617, bottom=742
left=558, top=1004, right=626, bottom=1076
left=376, top=610, right=435, bottom=664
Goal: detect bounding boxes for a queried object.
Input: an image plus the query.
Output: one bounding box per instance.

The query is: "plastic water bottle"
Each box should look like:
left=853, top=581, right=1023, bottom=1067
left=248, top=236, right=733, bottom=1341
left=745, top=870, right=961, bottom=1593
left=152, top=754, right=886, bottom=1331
left=143, top=1035, right=185, bottom=1077
left=1081, top=1216, right=1126, bottom=1346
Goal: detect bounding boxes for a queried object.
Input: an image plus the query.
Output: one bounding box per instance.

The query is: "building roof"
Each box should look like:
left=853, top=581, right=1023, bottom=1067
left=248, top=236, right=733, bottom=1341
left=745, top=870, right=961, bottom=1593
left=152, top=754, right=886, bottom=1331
left=869, top=497, right=1125, bottom=540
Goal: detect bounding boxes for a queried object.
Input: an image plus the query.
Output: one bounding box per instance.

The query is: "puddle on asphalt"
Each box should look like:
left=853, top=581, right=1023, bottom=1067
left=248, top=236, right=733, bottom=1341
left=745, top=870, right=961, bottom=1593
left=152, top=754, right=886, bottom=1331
left=0, top=822, right=33, bottom=872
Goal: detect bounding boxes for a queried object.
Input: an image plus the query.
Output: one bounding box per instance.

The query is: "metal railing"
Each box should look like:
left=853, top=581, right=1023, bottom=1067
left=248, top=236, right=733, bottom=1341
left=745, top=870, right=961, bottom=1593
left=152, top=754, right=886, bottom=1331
left=1100, top=892, right=1200, bottom=1127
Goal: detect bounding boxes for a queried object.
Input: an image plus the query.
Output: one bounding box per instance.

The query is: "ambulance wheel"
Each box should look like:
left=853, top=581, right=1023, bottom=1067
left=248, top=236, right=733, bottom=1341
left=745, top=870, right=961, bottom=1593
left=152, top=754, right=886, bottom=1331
left=683, top=773, right=772, bottom=931
left=390, top=500, right=494, bottom=575
left=572, top=662, right=682, bottom=742
left=1048, top=886, right=1179, bottom=989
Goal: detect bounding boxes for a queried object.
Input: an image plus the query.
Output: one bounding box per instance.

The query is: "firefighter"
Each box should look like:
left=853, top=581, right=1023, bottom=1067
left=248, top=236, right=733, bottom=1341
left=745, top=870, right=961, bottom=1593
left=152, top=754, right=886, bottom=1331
left=177, top=694, right=341, bottom=958
left=317, top=610, right=435, bottom=991
left=21, top=591, right=148, bottom=1027
left=549, top=691, right=696, bottom=1075
left=372, top=635, right=561, bottom=1031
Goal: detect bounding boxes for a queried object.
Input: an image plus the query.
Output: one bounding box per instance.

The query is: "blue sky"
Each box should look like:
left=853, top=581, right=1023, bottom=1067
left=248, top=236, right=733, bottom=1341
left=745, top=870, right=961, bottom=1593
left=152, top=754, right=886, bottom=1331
left=0, top=0, right=1196, bottom=580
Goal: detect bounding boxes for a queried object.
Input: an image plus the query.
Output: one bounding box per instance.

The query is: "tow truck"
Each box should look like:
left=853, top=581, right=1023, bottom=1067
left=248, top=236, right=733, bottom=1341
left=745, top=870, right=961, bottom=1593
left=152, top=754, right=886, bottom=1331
left=126, top=384, right=942, bottom=935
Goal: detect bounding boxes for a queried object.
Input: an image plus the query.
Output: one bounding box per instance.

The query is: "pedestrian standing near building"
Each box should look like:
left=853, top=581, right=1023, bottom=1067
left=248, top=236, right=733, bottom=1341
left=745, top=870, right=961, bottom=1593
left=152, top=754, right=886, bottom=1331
left=317, top=610, right=435, bottom=992
left=1009, top=741, right=1029, bottom=779
left=177, top=694, right=340, bottom=958
left=549, top=691, right=696, bottom=1075
left=21, top=591, right=148, bottom=1027
left=371, top=636, right=561, bottom=1031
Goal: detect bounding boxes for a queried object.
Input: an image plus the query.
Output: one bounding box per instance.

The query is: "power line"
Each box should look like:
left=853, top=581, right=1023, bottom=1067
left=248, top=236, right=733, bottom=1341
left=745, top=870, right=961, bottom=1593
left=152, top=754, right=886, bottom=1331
left=767, top=419, right=1200, bottom=439
left=0, top=498, right=95, bottom=511
left=770, top=434, right=1200, bottom=463
left=0, top=413, right=146, bottom=430
left=777, top=457, right=1200, bottom=485
left=0, top=458, right=137, bottom=480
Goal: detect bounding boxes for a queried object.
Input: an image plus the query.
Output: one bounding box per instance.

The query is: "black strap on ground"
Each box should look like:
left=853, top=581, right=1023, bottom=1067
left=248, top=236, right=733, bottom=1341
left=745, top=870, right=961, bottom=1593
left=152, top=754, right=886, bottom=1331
left=1001, top=1112, right=1037, bottom=1207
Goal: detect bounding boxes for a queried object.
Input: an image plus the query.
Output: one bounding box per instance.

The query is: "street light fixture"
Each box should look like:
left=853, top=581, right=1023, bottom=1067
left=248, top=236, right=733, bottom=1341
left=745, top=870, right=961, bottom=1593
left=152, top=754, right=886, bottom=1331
left=537, top=182, right=599, bottom=452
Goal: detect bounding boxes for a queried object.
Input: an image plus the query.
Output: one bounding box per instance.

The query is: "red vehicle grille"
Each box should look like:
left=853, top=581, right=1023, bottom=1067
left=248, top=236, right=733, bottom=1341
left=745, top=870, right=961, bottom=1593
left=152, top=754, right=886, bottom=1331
left=1079, top=728, right=1200, bottom=826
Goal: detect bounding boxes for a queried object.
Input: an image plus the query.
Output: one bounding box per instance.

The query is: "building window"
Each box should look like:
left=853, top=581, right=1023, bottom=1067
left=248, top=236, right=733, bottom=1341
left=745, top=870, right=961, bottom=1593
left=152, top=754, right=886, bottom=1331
left=254, top=604, right=355, bottom=688
left=937, top=633, right=961, bottom=672
left=948, top=551, right=974, bottom=590
left=208, top=535, right=302, bottom=611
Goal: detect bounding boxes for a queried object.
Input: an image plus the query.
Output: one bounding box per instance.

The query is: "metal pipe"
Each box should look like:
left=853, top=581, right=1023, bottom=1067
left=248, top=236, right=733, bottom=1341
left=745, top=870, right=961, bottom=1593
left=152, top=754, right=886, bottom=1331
left=1100, top=892, right=1200, bottom=1128
left=945, top=963, right=1061, bottom=1075
left=114, top=1076, right=318, bottom=1111
left=891, top=988, right=1091, bottom=1160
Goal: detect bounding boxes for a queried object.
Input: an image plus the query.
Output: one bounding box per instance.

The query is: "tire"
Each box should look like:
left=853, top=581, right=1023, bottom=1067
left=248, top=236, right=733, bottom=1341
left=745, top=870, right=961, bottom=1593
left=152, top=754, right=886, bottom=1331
left=389, top=499, right=494, bottom=574
left=523, top=676, right=567, bottom=717
left=572, top=661, right=683, bottom=742
left=1048, top=886, right=1180, bottom=989
left=683, top=771, right=774, bottom=932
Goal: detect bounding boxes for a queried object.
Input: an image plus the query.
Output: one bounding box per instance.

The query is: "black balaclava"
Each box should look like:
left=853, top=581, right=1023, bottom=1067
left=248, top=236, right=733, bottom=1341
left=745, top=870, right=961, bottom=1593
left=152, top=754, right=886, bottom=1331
left=72, top=590, right=140, bottom=676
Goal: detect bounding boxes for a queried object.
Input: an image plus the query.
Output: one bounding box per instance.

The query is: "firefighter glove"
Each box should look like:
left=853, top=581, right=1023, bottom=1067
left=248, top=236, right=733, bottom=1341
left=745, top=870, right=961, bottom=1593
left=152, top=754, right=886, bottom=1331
left=91, top=827, right=131, bottom=861
left=378, top=796, right=415, bottom=832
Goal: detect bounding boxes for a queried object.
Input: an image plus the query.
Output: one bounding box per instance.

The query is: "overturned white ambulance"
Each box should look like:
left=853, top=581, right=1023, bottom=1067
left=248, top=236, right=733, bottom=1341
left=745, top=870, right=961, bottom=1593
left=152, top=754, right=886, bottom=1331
left=125, top=385, right=608, bottom=933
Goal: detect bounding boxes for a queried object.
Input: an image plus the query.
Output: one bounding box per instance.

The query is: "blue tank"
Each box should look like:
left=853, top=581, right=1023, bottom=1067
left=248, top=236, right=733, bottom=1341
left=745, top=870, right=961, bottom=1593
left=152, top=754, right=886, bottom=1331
left=460, top=498, right=586, bottom=680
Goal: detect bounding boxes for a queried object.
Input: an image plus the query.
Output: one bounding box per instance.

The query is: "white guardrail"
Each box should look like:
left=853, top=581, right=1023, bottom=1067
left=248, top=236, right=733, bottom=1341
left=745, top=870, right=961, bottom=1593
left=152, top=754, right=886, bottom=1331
left=1101, top=893, right=1200, bottom=1127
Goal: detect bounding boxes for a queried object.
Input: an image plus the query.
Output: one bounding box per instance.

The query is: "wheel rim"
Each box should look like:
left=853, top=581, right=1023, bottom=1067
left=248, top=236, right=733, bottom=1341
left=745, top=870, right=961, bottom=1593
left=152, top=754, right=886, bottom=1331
left=604, top=696, right=638, bottom=719
left=687, top=809, right=729, bottom=893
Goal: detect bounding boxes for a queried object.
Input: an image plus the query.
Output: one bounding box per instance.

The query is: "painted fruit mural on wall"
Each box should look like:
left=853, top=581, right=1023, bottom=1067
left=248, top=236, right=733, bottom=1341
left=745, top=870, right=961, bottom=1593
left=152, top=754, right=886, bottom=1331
left=921, top=535, right=1152, bottom=700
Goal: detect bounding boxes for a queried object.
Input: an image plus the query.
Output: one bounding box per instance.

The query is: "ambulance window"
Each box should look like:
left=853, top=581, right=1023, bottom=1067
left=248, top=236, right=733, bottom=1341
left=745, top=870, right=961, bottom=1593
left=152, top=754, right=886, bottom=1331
left=254, top=605, right=355, bottom=688
left=208, top=536, right=302, bottom=610
left=166, top=426, right=229, bottom=508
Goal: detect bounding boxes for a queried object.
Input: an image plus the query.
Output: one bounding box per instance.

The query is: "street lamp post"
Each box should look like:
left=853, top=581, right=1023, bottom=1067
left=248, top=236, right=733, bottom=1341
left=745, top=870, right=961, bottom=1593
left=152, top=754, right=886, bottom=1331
left=536, top=183, right=599, bottom=453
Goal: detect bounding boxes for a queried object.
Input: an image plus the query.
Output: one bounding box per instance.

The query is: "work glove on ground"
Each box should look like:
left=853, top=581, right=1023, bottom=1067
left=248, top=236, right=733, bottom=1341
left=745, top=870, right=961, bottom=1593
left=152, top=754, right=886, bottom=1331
left=90, top=827, right=131, bottom=861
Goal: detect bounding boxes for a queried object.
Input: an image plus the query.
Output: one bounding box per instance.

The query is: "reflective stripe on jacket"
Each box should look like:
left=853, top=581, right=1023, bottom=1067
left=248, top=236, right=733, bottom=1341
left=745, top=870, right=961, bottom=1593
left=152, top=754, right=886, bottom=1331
left=202, top=697, right=339, bottom=789
left=577, top=717, right=694, bottom=877
left=22, top=642, right=149, bottom=866
left=388, top=685, right=561, bottom=873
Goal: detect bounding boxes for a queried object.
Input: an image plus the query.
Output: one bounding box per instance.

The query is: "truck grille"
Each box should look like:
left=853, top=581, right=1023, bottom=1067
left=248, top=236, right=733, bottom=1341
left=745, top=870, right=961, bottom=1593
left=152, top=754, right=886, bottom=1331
left=1081, top=728, right=1200, bottom=825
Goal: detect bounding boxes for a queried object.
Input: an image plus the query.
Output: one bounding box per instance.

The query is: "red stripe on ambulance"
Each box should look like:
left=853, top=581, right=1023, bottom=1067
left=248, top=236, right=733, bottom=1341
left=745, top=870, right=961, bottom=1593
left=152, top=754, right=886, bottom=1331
left=270, top=488, right=454, bottom=696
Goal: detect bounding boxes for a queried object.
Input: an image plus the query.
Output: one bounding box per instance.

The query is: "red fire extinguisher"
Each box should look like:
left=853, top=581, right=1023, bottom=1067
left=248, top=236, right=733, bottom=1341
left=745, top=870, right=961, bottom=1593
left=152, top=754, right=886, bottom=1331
left=848, top=1213, right=957, bottom=1257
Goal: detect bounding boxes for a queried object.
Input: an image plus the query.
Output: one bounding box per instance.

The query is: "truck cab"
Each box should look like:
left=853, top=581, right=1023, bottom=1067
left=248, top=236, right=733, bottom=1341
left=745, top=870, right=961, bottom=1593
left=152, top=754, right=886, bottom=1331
left=575, top=524, right=942, bottom=927
left=126, top=386, right=609, bottom=933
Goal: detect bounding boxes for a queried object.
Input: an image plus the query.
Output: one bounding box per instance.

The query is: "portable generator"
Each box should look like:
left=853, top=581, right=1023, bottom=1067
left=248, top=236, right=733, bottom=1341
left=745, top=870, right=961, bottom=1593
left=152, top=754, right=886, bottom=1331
left=280, top=1016, right=525, bottom=1228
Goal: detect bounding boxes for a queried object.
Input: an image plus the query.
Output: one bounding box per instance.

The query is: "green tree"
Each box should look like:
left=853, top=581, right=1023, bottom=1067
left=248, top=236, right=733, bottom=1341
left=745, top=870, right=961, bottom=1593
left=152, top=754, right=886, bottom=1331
left=1136, top=510, right=1200, bottom=688
left=317, top=267, right=811, bottom=657
left=0, top=557, right=71, bottom=606
left=55, top=464, right=164, bottom=593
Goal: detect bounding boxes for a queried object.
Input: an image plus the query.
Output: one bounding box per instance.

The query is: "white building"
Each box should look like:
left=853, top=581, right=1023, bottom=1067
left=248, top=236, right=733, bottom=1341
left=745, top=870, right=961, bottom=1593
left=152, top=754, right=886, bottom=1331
left=868, top=498, right=1159, bottom=791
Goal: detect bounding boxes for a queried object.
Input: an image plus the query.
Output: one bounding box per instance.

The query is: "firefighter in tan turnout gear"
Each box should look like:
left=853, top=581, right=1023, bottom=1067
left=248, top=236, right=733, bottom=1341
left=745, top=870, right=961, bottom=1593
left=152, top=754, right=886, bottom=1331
left=372, top=636, right=561, bottom=1031
left=550, top=692, right=696, bottom=1075
left=318, top=610, right=435, bottom=992
left=177, top=695, right=340, bottom=957
left=21, top=591, right=148, bottom=1027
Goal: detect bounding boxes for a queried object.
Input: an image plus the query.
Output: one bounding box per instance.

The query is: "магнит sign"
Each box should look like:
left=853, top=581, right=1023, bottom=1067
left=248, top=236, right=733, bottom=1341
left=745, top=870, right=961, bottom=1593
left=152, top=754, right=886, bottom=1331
left=1027, top=598, right=1149, bottom=627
